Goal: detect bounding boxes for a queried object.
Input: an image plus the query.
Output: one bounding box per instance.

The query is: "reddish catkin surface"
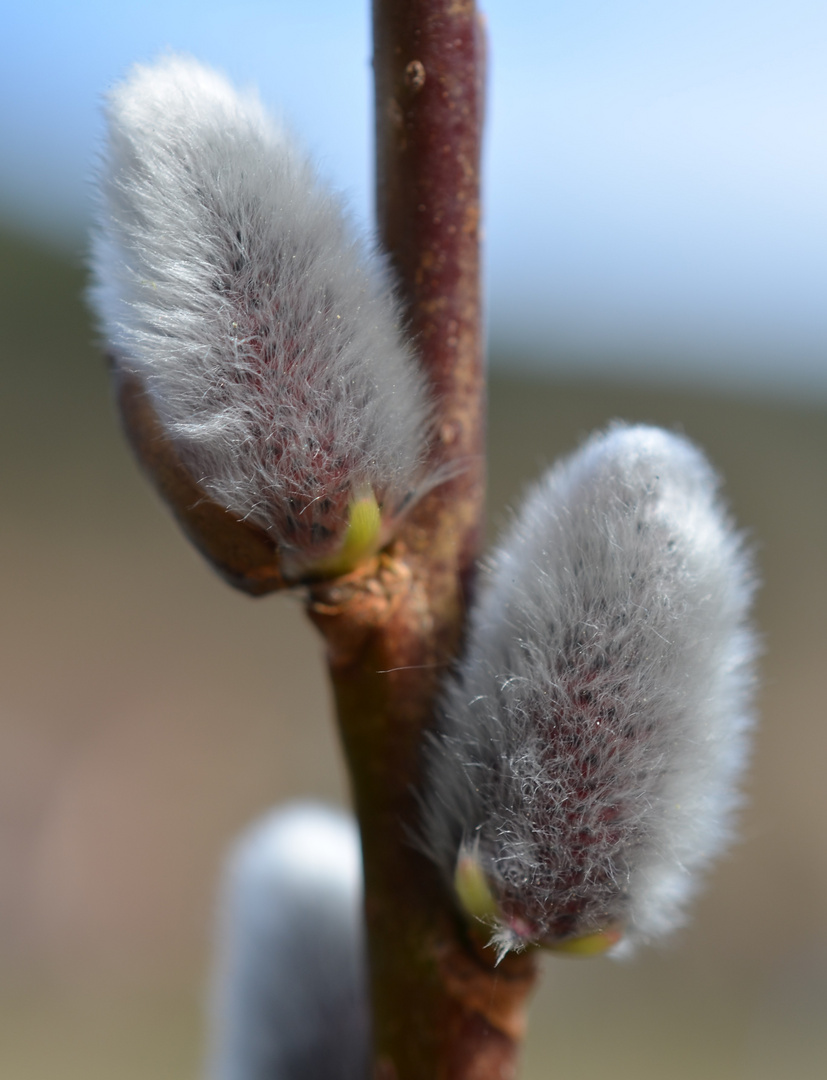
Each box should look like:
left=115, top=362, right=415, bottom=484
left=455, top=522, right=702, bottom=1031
left=93, top=55, right=431, bottom=579
left=422, top=425, right=757, bottom=960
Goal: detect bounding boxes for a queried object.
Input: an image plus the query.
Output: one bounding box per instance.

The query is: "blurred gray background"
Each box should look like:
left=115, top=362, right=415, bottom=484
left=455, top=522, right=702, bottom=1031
left=1, top=3, right=826, bottom=1078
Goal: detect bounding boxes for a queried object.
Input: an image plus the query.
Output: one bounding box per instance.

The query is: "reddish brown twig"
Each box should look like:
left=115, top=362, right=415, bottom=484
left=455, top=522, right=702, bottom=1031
left=307, top=3, right=538, bottom=1078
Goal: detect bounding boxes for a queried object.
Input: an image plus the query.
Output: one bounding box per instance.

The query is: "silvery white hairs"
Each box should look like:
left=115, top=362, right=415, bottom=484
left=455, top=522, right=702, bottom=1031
left=90, top=54, right=430, bottom=579
left=207, top=803, right=369, bottom=1080
left=422, top=423, right=757, bottom=958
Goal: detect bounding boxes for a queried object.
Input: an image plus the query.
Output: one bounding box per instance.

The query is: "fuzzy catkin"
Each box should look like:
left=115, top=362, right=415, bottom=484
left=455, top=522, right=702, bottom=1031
left=90, top=54, right=430, bottom=576
left=207, top=803, right=369, bottom=1080
left=423, top=423, right=758, bottom=956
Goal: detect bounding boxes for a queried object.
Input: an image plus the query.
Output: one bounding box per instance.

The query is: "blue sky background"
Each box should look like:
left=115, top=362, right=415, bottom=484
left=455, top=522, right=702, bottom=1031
left=3, top=0, right=827, bottom=399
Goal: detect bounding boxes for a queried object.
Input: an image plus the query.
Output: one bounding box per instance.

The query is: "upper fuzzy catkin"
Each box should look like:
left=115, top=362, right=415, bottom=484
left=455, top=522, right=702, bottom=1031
left=207, top=803, right=369, bottom=1080
left=422, top=423, right=757, bottom=957
left=90, top=54, right=430, bottom=579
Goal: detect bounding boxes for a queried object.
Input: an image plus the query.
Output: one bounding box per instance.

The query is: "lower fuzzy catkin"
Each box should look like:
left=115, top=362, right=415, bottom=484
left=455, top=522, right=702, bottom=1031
left=422, top=423, right=758, bottom=957
left=207, top=804, right=369, bottom=1080
left=89, top=55, right=431, bottom=580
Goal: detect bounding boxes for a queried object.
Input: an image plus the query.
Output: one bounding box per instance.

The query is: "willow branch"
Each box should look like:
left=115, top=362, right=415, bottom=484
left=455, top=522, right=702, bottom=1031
left=307, top=3, right=537, bottom=1079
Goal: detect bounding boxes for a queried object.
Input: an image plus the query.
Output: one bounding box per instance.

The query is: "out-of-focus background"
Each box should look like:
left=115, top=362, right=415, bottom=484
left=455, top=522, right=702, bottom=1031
left=1, top=3, right=826, bottom=1078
